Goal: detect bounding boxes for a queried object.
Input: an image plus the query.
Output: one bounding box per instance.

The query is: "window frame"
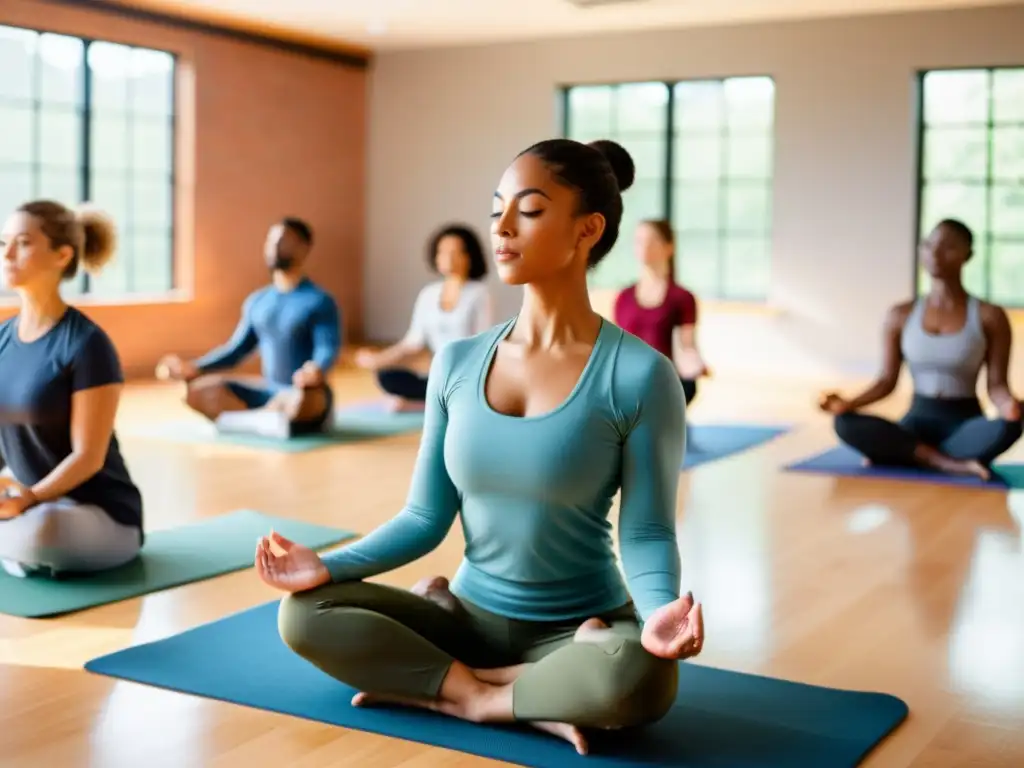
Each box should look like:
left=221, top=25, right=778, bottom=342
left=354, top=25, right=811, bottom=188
left=558, top=74, right=776, bottom=301
left=913, top=65, right=1024, bottom=307
left=0, top=21, right=178, bottom=297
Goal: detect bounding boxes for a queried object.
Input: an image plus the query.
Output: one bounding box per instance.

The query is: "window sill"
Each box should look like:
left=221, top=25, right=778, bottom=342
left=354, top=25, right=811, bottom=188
left=700, top=299, right=784, bottom=317
left=0, top=290, right=194, bottom=309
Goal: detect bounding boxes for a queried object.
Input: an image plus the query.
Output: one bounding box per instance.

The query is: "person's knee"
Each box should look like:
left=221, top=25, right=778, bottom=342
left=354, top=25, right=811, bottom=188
left=3, top=503, right=65, bottom=565
left=1002, top=417, right=1024, bottom=442
left=585, top=640, right=678, bottom=728
left=832, top=412, right=861, bottom=444
left=292, top=386, right=329, bottom=424
left=375, top=368, right=403, bottom=396
left=277, top=582, right=378, bottom=660
left=277, top=591, right=321, bottom=656
left=184, top=377, right=222, bottom=415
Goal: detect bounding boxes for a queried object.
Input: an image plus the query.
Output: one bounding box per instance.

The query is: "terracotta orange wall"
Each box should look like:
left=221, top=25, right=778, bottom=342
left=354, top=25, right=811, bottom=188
left=0, top=0, right=367, bottom=378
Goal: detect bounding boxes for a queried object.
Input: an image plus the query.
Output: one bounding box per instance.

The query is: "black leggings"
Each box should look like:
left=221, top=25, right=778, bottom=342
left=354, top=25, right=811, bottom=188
left=834, top=395, right=1023, bottom=467
left=376, top=368, right=428, bottom=402
left=681, top=378, right=697, bottom=405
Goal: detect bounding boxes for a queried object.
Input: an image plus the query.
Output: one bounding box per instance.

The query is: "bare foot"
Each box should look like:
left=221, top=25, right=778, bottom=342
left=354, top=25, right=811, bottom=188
left=351, top=662, right=510, bottom=723
left=930, top=455, right=991, bottom=480
left=574, top=617, right=610, bottom=643
left=352, top=688, right=497, bottom=723
left=962, top=459, right=991, bottom=481
left=410, top=575, right=463, bottom=614
left=355, top=684, right=588, bottom=754
left=914, top=445, right=991, bottom=481
left=354, top=661, right=590, bottom=755
left=532, top=721, right=589, bottom=755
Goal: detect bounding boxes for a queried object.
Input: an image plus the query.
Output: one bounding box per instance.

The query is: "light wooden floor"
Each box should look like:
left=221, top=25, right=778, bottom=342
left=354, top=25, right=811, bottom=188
left=1, top=369, right=1023, bottom=767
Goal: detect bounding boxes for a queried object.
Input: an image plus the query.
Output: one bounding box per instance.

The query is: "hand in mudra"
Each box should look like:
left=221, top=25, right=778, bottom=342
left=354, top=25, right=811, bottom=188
left=354, top=349, right=379, bottom=370
left=819, top=392, right=851, bottom=415
left=999, top=399, right=1022, bottom=422
left=292, top=361, right=324, bottom=389
left=255, top=531, right=331, bottom=593
left=156, top=354, right=198, bottom=382
left=641, top=592, right=704, bottom=660
left=678, top=350, right=708, bottom=380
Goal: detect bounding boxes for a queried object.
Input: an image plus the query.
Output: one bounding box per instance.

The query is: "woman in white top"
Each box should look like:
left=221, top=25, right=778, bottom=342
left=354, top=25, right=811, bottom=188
left=355, top=224, right=493, bottom=411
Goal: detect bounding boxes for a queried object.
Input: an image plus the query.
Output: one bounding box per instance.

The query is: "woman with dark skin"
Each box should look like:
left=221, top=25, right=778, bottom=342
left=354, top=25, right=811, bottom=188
left=821, top=219, right=1022, bottom=479
left=355, top=225, right=492, bottom=412
left=253, top=139, right=702, bottom=755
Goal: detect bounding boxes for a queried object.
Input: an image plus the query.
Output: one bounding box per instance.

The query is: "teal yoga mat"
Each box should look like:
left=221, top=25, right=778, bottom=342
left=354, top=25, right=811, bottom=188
left=0, top=510, right=355, bottom=618
left=129, top=402, right=424, bottom=453
left=85, top=601, right=908, bottom=767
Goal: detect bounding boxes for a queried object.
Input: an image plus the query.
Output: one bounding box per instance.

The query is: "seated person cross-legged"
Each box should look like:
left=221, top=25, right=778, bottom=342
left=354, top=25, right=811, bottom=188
left=254, top=138, right=703, bottom=756
left=157, top=218, right=342, bottom=439
left=613, top=219, right=709, bottom=405
left=0, top=201, right=143, bottom=578
left=820, top=218, right=1023, bottom=480
left=355, top=224, right=493, bottom=412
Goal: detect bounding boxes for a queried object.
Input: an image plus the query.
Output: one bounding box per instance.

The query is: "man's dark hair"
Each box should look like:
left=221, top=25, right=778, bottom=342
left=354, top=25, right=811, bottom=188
left=282, top=217, right=313, bottom=246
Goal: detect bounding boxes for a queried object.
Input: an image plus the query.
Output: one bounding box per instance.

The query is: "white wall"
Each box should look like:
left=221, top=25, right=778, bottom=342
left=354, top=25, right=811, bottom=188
left=365, top=6, right=1024, bottom=380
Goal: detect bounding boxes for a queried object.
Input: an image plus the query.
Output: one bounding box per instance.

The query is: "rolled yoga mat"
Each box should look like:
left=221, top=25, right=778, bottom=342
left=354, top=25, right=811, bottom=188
left=0, top=510, right=356, bottom=618
left=85, top=600, right=908, bottom=768
left=785, top=444, right=1024, bottom=489
left=128, top=402, right=424, bottom=453
left=683, top=424, right=790, bottom=469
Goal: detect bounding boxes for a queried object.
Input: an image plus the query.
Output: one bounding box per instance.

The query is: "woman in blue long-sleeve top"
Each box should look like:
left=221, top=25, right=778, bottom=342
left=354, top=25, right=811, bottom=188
left=254, top=139, right=703, bottom=755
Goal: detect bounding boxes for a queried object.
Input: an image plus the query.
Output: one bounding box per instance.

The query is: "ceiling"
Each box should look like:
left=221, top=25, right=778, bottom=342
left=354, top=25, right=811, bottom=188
left=104, top=0, right=1018, bottom=51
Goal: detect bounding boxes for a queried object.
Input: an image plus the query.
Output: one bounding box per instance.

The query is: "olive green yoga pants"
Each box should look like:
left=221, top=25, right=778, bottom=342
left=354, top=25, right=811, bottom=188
left=278, top=581, right=678, bottom=729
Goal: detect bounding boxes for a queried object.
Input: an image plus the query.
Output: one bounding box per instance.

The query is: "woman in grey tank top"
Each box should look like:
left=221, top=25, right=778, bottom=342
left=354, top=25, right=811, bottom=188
left=819, top=219, right=1022, bottom=480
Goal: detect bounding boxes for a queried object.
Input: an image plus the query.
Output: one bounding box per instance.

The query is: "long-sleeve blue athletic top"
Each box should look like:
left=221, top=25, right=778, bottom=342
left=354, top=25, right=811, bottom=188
left=322, top=317, right=685, bottom=623
left=195, top=278, right=341, bottom=387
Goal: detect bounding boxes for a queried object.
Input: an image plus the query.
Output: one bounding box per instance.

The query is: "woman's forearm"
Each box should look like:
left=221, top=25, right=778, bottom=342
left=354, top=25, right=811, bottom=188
left=989, top=384, right=1017, bottom=409
left=846, top=379, right=896, bottom=410
left=376, top=341, right=420, bottom=369
left=29, top=452, right=104, bottom=503
left=674, top=326, right=707, bottom=376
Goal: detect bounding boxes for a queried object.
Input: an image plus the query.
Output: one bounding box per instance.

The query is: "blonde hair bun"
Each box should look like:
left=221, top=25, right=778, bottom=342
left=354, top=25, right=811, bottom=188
left=75, top=203, right=117, bottom=274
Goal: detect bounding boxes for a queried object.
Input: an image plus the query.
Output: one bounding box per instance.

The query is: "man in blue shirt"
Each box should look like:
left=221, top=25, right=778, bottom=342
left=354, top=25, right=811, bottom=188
left=158, top=218, right=342, bottom=437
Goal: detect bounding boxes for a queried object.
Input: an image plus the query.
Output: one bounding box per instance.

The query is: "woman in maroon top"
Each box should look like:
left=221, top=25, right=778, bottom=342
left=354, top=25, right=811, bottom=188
left=613, top=219, right=708, bottom=403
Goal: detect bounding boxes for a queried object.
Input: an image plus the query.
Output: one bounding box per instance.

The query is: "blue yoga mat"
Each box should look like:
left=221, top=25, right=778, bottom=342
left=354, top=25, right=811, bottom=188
left=85, top=601, right=907, bottom=767
left=129, top=403, right=424, bottom=453
left=683, top=424, right=790, bottom=469
left=785, top=445, right=1024, bottom=489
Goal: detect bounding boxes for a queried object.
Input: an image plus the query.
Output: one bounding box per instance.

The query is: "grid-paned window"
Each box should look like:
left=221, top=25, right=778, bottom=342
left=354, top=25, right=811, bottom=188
left=564, top=76, right=775, bottom=299
left=0, top=23, right=176, bottom=295
left=917, top=68, right=1024, bottom=304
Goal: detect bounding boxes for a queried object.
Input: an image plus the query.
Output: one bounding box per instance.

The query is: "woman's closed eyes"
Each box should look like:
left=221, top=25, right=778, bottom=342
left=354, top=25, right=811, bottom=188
left=490, top=209, right=544, bottom=219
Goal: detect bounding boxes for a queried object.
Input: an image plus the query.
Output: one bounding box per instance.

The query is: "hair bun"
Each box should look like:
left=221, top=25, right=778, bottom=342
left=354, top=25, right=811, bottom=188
left=587, top=139, right=635, bottom=193
left=75, top=203, right=118, bottom=274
